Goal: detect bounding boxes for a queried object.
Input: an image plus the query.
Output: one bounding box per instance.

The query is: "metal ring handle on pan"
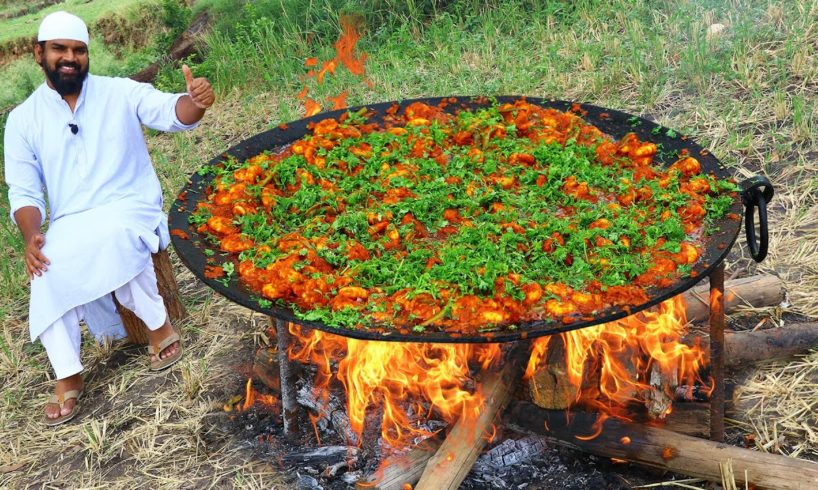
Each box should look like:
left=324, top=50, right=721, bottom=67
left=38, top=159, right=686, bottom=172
left=740, top=176, right=774, bottom=262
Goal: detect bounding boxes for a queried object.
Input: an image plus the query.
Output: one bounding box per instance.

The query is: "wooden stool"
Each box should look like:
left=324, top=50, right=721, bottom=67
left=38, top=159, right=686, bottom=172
left=113, top=249, right=187, bottom=345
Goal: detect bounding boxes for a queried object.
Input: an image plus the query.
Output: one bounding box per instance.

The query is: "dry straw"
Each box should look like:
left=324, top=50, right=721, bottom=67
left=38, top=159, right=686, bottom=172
left=735, top=350, right=818, bottom=458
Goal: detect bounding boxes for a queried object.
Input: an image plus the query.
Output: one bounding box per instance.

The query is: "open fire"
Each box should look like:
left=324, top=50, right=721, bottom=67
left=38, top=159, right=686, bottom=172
left=238, top=295, right=710, bottom=450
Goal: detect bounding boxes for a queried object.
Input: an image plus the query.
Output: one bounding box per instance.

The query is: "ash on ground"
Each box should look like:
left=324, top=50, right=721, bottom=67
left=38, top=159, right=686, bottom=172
left=215, top=401, right=698, bottom=490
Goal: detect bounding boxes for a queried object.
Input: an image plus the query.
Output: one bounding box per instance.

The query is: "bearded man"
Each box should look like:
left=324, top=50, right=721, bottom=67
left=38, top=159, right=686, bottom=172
left=3, top=11, right=215, bottom=426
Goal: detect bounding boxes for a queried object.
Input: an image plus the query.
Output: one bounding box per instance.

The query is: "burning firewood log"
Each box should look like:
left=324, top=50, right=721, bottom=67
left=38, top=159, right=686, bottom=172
left=414, top=342, right=530, bottom=490
left=527, top=274, right=797, bottom=415
left=644, top=361, right=677, bottom=420
left=506, top=401, right=818, bottom=490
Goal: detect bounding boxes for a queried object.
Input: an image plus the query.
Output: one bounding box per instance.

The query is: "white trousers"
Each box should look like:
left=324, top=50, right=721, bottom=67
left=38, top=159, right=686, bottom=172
left=39, top=260, right=167, bottom=379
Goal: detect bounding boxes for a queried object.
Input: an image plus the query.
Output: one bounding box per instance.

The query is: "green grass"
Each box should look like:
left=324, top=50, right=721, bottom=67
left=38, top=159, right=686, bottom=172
left=0, top=0, right=152, bottom=44
left=0, top=39, right=158, bottom=111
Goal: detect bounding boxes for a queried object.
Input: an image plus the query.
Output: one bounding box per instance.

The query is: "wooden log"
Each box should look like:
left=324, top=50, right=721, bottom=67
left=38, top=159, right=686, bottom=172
left=528, top=335, right=577, bottom=410
left=252, top=347, right=280, bottom=392
left=527, top=275, right=790, bottom=412
left=130, top=12, right=210, bottom=83
left=505, top=401, right=818, bottom=490
left=643, top=361, right=677, bottom=420
left=116, top=249, right=188, bottom=345
left=683, top=274, right=784, bottom=323
left=678, top=322, right=818, bottom=368
left=662, top=402, right=710, bottom=438
left=415, top=342, right=530, bottom=490
left=527, top=337, right=614, bottom=412
left=355, top=437, right=443, bottom=490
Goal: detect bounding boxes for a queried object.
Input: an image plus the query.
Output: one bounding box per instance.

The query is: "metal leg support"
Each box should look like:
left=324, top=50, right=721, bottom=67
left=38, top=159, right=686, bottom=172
left=709, top=264, right=726, bottom=442
left=274, top=317, right=299, bottom=439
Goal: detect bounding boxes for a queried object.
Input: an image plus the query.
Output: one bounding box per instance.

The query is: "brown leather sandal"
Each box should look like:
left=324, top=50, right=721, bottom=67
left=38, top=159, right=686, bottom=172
left=148, top=331, right=183, bottom=371
left=43, top=389, right=84, bottom=427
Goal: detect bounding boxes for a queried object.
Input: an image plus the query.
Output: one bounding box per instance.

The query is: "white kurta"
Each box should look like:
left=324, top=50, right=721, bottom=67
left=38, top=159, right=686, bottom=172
left=4, top=74, right=199, bottom=341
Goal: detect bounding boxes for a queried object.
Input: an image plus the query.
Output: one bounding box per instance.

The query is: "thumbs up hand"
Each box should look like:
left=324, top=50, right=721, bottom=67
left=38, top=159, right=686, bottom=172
left=182, top=64, right=214, bottom=110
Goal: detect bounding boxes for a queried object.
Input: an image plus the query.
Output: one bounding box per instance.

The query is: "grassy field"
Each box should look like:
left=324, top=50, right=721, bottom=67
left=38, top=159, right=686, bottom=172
left=1, top=0, right=817, bottom=487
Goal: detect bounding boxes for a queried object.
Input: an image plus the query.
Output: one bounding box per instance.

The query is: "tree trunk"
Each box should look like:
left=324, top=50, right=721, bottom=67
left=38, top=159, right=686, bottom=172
left=115, top=249, right=187, bottom=345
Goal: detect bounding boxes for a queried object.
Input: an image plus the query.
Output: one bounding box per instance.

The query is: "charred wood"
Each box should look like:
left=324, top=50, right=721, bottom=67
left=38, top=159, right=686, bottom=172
left=355, top=437, right=443, bottom=490
left=282, top=445, right=359, bottom=467
left=296, top=381, right=360, bottom=446
left=251, top=347, right=280, bottom=392
left=275, top=319, right=299, bottom=439
left=506, top=401, right=818, bottom=490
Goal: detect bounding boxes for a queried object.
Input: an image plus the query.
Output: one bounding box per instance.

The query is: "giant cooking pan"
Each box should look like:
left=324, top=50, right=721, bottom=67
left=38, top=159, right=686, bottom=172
left=169, top=96, right=773, bottom=343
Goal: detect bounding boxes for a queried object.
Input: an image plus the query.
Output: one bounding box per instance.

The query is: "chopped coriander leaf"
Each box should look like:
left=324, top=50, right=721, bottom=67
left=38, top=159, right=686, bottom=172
left=193, top=99, right=738, bottom=333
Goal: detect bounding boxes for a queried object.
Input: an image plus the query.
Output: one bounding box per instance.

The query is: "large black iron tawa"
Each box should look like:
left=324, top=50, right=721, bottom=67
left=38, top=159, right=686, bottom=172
left=169, top=96, right=743, bottom=343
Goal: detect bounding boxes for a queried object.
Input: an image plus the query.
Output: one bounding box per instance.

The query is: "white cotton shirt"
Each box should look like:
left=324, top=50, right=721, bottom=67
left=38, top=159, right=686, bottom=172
left=3, top=74, right=199, bottom=340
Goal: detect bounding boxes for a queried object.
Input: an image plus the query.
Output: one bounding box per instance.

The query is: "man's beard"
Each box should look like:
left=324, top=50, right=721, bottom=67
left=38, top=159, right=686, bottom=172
left=41, top=59, right=89, bottom=96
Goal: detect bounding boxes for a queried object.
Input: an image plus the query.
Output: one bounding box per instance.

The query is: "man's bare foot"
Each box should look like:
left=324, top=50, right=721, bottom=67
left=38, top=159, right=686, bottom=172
left=145, top=320, right=180, bottom=364
left=45, top=373, right=84, bottom=420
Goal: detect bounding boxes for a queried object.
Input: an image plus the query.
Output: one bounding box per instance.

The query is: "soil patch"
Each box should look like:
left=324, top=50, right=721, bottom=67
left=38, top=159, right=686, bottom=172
left=0, top=0, right=61, bottom=21
left=0, top=3, right=166, bottom=67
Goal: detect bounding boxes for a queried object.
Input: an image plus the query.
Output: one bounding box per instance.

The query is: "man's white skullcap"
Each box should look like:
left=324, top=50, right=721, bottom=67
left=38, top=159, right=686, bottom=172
left=38, top=11, right=89, bottom=46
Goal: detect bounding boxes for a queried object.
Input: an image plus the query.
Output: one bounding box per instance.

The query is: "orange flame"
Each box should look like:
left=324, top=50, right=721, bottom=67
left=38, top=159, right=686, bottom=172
left=484, top=423, right=497, bottom=443
left=526, top=296, right=708, bottom=423
left=289, top=324, right=502, bottom=448
left=277, top=295, right=706, bottom=448
left=309, top=412, right=323, bottom=445
left=329, top=91, right=349, bottom=110
left=242, top=377, right=279, bottom=412
left=317, top=59, right=338, bottom=84
left=334, top=16, right=367, bottom=76
left=296, top=86, right=308, bottom=100
left=297, top=15, right=368, bottom=116
left=243, top=377, right=254, bottom=411
left=711, top=288, right=724, bottom=310
left=305, top=97, right=322, bottom=117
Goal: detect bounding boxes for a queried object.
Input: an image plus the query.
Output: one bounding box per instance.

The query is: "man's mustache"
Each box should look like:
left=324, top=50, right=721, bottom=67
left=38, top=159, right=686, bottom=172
left=56, top=62, right=82, bottom=72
